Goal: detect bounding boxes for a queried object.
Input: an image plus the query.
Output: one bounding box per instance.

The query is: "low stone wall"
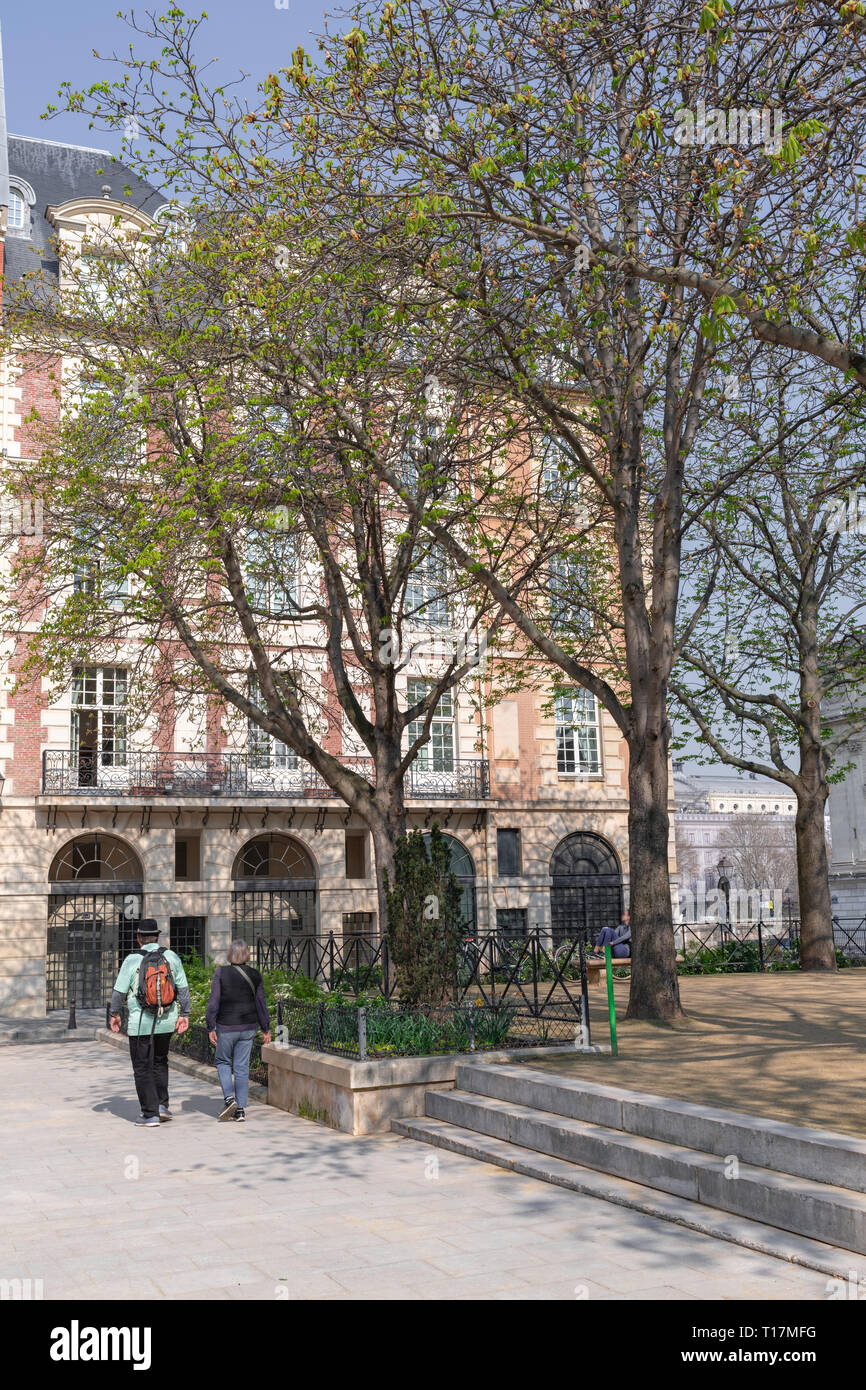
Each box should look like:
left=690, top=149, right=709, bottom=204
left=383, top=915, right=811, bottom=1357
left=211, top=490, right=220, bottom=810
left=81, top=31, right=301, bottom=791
left=261, top=1041, right=584, bottom=1134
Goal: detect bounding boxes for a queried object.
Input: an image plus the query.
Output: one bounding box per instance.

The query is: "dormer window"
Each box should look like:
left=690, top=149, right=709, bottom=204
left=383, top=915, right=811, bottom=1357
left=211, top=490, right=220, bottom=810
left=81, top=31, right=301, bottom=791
left=7, top=180, right=35, bottom=236
left=8, top=191, right=25, bottom=229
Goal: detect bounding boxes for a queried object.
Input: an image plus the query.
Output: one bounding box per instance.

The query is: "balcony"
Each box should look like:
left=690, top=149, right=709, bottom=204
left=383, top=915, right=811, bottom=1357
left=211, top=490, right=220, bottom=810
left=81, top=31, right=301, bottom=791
left=41, top=750, right=491, bottom=801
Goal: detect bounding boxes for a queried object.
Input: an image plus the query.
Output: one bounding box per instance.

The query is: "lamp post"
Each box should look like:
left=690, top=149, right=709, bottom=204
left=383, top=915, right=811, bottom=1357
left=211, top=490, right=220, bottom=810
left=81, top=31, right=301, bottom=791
left=717, top=857, right=732, bottom=941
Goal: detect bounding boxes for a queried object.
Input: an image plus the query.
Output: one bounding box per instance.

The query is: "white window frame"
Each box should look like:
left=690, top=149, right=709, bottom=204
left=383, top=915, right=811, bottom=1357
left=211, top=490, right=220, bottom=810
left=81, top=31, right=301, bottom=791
left=549, top=552, right=591, bottom=635
left=245, top=526, right=300, bottom=618
left=406, top=679, right=455, bottom=772
left=554, top=689, right=602, bottom=776
left=405, top=548, right=451, bottom=629
left=8, top=190, right=25, bottom=230
left=247, top=676, right=297, bottom=770
left=70, top=666, right=129, bottom=768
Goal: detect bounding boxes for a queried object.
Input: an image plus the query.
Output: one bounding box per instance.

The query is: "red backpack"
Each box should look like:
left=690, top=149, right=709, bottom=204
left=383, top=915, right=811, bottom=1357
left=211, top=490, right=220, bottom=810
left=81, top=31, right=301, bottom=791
left=135, top=947, right=178, bottom=1019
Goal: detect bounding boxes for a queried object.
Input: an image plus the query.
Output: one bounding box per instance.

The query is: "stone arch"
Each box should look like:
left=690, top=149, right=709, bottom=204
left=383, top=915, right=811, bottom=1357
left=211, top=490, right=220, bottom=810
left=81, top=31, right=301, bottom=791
left=231, top=834, right=318, bottom=956
left=549, top=831, right=623, bottom=940
left=421, top=831, right=477, bottom=931
left=46, top=834, right=144, bottom=1012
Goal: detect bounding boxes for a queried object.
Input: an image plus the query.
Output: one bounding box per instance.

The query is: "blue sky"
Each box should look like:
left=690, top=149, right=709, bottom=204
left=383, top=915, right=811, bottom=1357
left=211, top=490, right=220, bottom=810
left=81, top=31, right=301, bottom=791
left=3, top=2, right=336, bottom=148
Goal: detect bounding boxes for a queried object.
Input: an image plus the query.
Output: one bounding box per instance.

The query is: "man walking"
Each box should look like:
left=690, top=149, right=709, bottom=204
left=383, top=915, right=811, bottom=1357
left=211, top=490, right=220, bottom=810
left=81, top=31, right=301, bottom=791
left=109, top=919, right=190, bottom=1127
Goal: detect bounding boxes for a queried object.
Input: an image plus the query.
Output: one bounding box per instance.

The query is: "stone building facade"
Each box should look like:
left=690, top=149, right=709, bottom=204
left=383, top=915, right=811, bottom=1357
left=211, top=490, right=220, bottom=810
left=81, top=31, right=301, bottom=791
left=0, top=91, right=673, bottom=1016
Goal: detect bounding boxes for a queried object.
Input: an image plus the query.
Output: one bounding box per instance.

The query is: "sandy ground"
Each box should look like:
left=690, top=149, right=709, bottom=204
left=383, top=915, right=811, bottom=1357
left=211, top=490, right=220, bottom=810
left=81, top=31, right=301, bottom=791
left=530, top=971, right=866, bottom=1137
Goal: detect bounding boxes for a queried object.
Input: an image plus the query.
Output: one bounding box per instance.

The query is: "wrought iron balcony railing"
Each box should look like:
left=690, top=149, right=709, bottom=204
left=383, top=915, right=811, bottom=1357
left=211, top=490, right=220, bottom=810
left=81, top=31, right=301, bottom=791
left=41, top=749, right=491, bottom=801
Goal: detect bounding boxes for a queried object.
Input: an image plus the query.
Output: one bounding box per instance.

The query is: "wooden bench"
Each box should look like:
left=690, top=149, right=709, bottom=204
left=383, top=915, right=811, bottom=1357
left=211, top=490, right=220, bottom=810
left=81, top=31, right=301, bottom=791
left=585, top=954, right=631, bottom=985
left=585, top=954, right=683, bottom=985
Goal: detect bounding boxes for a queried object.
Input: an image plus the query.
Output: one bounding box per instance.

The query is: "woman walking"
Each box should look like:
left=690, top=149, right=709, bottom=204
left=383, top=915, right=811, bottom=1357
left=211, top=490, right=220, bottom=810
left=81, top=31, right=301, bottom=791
left=206, top=940, right=271, bottom=1122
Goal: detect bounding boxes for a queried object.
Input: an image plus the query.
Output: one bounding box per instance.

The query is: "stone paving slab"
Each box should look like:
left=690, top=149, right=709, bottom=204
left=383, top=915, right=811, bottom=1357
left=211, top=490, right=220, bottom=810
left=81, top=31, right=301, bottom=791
left=0, top=1039, right=845, bottom=1301
left=0, top=1009, right=105, bottom=1045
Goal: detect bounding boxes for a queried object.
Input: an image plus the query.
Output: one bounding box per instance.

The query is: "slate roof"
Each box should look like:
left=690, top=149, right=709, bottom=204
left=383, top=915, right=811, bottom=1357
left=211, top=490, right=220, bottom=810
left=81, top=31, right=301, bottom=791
left=4, top=134, right=164, bottom=285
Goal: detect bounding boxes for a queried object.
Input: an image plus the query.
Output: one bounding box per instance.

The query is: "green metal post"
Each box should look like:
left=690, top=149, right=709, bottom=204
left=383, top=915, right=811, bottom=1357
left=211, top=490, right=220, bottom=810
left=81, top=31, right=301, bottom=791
left=604, top=945, right=618, bottom=1056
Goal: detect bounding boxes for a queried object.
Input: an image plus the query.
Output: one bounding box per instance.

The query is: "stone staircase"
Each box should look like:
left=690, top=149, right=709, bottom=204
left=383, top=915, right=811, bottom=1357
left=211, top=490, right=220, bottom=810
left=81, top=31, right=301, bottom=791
left=393, top=1063, right=866, bottom=1277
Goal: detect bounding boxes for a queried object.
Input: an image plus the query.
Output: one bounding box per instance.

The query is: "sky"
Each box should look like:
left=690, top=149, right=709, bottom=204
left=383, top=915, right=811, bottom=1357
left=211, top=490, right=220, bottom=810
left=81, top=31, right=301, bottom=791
left=2, top=2, right=338, bottom=148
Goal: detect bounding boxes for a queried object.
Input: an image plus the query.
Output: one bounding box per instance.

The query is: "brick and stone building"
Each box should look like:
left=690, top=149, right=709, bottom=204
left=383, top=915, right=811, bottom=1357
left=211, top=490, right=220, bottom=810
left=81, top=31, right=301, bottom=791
left=0, top=47, right=670, bottom=1017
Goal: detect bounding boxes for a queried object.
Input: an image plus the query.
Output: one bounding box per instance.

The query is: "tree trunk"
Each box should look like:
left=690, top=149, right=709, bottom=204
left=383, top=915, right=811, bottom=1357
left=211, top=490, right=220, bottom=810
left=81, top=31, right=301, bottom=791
left=794, top=786, right=836, bottom=971
left=367, top=776, right=407, bottom=940
left=625, top=731, right=685, bottom=1021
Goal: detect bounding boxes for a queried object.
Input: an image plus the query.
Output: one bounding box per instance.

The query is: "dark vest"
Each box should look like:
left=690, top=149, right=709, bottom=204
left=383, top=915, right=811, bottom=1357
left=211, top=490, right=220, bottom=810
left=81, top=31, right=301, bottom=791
left=215, top=964, right=262, bottom=1027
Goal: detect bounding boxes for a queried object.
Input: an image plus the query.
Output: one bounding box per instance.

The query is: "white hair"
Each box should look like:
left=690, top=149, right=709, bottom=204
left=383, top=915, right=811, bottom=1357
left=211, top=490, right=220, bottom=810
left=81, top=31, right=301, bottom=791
left=226, top=939, right=251, bottom=964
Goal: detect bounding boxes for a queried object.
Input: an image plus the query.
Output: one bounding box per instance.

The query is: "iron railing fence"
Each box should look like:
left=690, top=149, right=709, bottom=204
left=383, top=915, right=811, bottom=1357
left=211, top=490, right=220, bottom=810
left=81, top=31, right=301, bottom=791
left=257, top=929, right=591, bottom=1019
left=105, top=1007, right=269, bottom=1086
left=43, top=749, right=490, bottom=800
left=275, top=997, right=583, bottom=1059
left=674, top=916, right=866, bottom=972
left=256, top=931, right=390, bottom=994
left=831, top=917, right=866, bottom=961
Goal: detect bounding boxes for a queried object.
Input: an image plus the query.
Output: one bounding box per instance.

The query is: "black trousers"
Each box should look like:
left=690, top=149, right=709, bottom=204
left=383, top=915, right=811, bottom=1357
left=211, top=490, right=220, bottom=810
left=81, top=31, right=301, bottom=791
left=128, top=1032, right=172, bottom=1118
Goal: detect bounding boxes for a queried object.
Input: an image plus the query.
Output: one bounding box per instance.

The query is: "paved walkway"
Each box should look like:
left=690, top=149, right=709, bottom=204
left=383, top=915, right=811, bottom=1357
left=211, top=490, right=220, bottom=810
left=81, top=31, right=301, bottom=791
left=0, top=1008, right=104, bottom=1044
left=0, top=1041, right=836, bottom=1300
left=550, top=972, right=866, bottom=1137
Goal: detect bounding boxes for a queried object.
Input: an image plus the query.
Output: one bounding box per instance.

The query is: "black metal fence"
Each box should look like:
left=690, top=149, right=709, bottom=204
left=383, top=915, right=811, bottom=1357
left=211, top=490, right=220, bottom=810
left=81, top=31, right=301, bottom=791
left=43, top=749, right=490, bottom=801
left=674, top=916, right=866, bottom=973
left=264, top=930, right=592, bottom=1055
left=258, top=930, right=591, bottom=1010
left=275, top=997, right=585, bottom=1059
left=106, top=1007, right=269, bottom=1086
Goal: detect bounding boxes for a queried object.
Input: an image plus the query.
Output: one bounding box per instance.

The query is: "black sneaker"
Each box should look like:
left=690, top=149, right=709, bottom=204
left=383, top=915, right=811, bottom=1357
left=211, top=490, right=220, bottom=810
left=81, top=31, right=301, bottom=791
left=233, top=1108, right=246, bottom=1122
left=219, top=1097, right=237, bottom=1121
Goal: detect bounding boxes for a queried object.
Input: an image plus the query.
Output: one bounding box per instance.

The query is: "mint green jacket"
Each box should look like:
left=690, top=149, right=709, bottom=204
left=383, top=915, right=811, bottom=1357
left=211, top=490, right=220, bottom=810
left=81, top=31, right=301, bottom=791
left=111, top=943, right=190, bottom=1036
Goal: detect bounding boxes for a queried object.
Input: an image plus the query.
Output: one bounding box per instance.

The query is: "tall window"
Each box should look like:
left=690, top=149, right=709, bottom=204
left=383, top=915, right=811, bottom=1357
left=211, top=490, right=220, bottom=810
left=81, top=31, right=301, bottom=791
left=549, top=553, right=590, bottom=635
left=555, top=689, right=602, bottom=775
left=406, top=679, right=455, bottom=771
left=71, top=667, right=128, bottom=780
left=246, top=528, right=299, bottom=617
left=497, top=829, right=522, bottom=876
left=8, top=190, right=25, bottom=230
left=405, top=549, right=450, bottom=628
left=541, top=434, right=575, bottom=499
left=247, top=676, right=297, bottom=769
left=73, top=555, right=130, bottom=609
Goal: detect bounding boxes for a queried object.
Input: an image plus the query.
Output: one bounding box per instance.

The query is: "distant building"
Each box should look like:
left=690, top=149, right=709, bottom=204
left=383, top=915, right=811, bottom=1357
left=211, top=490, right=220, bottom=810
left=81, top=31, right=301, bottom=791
left=824, top=702, right=866, bottom=922
left=673, top=767, right=799, bottom=921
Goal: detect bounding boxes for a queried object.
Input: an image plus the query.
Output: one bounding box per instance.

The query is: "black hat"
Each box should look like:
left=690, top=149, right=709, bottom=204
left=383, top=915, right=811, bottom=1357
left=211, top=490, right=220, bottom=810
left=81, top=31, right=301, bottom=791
left=136, top=918, right=161, bottom=936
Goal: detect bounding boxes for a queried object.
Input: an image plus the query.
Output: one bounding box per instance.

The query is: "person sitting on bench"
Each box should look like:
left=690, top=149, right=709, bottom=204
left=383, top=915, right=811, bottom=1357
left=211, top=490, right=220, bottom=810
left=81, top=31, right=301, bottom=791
left=593, top=909, right=631, bottom=959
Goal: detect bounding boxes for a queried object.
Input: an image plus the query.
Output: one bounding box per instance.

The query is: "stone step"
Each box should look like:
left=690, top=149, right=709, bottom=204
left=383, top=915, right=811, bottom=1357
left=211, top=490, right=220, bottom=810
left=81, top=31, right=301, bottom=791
left=425, top=1088, right=866, bottom=1254
left=393, top=1114, right=866, bottom=1284
left=454, top=1063, right=866, bottom=1193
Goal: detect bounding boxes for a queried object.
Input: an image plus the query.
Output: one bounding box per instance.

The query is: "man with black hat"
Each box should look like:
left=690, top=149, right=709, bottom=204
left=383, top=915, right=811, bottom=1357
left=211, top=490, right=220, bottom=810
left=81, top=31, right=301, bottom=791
left=108, top=919, right=191, bottom=1127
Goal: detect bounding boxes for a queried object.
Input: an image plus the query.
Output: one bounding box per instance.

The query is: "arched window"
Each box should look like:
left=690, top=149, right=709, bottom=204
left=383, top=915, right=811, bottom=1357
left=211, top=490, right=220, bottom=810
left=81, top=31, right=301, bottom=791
left=8, top=190, right=25, bottom=229
left=47, top=835, right=144, bottom=1012
left=231, top=835, right=317, bottom=958
left=550, top=832, right=623, bottom=941
left=232, top=834, right=315, bottom=882
left=421, top=831, right=476, bottom=931
left=7, top=180, right=34, bottom=233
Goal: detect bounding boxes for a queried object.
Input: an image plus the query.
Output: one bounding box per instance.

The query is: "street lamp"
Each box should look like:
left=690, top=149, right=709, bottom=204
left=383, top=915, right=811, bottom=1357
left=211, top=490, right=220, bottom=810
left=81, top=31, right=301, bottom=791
left=717, top=857, right=732, bottom=938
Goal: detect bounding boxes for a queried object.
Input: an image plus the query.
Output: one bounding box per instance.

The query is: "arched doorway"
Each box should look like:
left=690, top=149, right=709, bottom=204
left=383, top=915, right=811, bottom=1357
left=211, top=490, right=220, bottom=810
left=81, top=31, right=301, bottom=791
left=421, top=831, right=477, bottom=932
left=231, top=834, right=317, bottom=969
left=550, top=832, right=623, bottom=943
left=47, top=834, right=144, bottom=1010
